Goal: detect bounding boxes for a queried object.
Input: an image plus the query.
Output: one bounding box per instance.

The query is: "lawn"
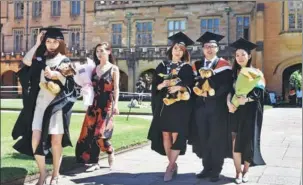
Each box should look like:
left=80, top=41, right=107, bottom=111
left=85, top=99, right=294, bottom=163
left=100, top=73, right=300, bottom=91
left=1, top=112, right=151, bottom=183
left=0, top=99, right=272, bottom=112
left=0, top=99, right=152, bottom=113
left=264, top=105, right=272, bottom=110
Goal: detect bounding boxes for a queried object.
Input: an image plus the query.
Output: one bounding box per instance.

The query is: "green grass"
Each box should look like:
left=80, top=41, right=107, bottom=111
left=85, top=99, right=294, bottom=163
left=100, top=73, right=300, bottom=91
left=264, top=105, right=272, bottom=110
left=0, top=99, right=152, bottom=113
left=0, top=112, right=151, bottom=183
left=1, top=99, right=272, bottom=113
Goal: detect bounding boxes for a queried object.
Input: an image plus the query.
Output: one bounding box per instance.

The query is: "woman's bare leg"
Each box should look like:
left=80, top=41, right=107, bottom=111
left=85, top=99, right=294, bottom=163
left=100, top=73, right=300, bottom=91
left=32, top=130, right=47, bottom=185
left=243, top=161, right=250, bottom=174
left=162, top=132, right=172, bottom=164
left=232, top=133, right=242, bottom=177
left=50, top=134, right=63, bottom=179
left=168, top=132, right=180, bottom=170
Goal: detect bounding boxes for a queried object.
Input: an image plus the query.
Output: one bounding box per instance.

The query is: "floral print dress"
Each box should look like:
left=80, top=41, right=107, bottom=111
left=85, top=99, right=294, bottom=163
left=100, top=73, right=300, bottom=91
left=76, top=67, right=115, bottom=164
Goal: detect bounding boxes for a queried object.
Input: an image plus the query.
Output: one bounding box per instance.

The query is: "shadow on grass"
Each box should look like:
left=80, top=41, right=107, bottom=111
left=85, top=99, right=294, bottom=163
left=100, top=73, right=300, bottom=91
left=1, top=167, right=28, bottom=184
left=5, top=153, right=34, bottom=161
left=9, top=153, right=53, bottom=164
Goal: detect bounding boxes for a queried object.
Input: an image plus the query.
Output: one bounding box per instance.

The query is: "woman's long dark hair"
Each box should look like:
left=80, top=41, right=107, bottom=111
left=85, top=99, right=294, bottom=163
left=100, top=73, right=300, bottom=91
left=93, top=42, right=116, bottom=65
left=232, top=49, right=252, bottom=81
left=166, top=43, right=190, bottom=63
left=34, top=38, right=67, bottom=59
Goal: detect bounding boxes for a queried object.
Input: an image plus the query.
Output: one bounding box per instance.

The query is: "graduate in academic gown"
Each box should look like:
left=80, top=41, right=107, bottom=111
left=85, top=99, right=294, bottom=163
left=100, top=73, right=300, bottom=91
left=189, top=31, right=233, bottom=182
left=11, top=27, right=78, bottom=185
left=148, top=32, right=194, bottom=182
left=227, top=38, right=266, bottom=184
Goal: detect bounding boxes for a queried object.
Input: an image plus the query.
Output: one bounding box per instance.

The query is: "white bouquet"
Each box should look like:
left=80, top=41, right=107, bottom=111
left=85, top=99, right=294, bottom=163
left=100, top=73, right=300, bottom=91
left=73, top=57, right=96, bottom=109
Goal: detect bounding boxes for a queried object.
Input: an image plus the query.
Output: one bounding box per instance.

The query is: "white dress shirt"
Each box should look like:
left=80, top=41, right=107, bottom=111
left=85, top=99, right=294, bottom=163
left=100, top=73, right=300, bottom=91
left=204, top=56, right=218, bottom=68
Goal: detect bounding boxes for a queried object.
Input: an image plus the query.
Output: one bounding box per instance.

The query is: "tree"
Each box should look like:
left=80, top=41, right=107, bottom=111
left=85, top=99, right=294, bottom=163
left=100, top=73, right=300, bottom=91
left=289, top=70, right=302, bottom=90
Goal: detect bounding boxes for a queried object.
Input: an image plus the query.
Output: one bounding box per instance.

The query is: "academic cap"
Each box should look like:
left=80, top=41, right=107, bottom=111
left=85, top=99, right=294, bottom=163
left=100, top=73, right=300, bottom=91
left=229, top=38, right=257, bottom=52
left=40, top=27, right=69, bottom=40
left=196, top=31, right=224, bottom=45
left=168, top=32, right=195, bottom=46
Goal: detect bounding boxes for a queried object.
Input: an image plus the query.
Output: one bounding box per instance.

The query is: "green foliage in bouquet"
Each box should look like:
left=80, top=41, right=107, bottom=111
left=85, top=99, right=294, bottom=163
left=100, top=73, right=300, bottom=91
left=231, top=67, right=263, bottom=107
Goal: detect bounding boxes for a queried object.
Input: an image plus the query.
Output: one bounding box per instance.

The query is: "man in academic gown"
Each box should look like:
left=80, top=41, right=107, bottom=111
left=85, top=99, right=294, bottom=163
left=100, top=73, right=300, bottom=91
left=189, top=32, right=233, bottom=182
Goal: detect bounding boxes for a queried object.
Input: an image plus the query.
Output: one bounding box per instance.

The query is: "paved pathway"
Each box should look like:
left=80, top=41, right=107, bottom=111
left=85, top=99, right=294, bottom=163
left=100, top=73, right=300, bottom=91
left=25, top=108, right=302, bottom=185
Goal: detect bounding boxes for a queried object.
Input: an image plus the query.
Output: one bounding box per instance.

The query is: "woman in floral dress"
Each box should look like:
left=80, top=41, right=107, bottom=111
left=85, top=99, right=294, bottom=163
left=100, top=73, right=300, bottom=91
left=75, top=42, right=120, bottom=171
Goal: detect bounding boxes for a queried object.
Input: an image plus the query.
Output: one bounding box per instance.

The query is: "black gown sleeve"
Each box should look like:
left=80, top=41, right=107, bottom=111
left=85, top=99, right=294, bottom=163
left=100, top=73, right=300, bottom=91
left=248, top=87, right=264, bottom=101
left=215, top=70, right=233, bottom=97
left=178, top=64, right=194, bottom=93
left=151, top=63, right=166, bottom=114
left=207, top=69, right=233, bottom=99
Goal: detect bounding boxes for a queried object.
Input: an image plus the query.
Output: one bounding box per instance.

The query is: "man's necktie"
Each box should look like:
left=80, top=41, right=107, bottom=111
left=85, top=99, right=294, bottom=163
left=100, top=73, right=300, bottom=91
left=205, top=61, right=211, bottom=68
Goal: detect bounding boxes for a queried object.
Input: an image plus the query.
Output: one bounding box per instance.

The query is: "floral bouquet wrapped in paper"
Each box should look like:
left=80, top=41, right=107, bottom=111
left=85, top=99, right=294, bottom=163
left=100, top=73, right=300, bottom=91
left=73, top=57, right=96, bottom=109
left=231, top=67, right=264, bottom=107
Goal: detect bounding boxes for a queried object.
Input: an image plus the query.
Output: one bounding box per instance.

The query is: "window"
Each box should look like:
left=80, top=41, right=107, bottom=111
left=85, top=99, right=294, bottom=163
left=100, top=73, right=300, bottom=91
left=32, top=1, right=42, bottom=18
left=13, top=29, right=23, bottom=52
left=70, top=27, right=81, bottom=49
left=112, top=24, right=122, bottom=46
left=51, top=0, right=61, bottom=17
left=31, top=28, right=40, bottom=47
left=71, top=0, right=81, bottom=16
left=200, top=18, right=220, bottom=34
left=288, top=1, right=302, bottom=30
left=236, top=16, right=250, bottom=40
left=14, top=2, right=24, bottom=19
left=168, top=20, right=186, bottom=37
left=136, top=22, right=152, bottom=46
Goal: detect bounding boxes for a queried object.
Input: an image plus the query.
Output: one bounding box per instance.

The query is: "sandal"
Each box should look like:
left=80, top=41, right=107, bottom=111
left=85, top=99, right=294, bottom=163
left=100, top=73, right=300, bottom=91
left=242, top=172, right=249, bottom=183
left=85, top=164, right=101, bottom=172
left=49, top=176, right=59, bottom=185
left=35, top=172, right=47, bottom=185
left=234, top=173, right=242, bottom=184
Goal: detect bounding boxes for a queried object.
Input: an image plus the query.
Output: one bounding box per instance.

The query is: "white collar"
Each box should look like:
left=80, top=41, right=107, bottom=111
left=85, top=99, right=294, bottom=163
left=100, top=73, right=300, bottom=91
left=205, top=56, right=218, bottom=63
left=46, top=53, right=66, bottom=67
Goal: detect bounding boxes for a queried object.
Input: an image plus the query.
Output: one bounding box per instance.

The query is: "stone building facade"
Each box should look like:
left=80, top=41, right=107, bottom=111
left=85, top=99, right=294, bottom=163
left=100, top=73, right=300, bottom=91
left=1, top=0, right=302, bottom=99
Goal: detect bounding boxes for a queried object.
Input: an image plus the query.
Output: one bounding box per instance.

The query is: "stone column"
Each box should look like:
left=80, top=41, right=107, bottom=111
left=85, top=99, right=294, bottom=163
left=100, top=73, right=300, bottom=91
left=127, top=57, right=138, bottom=92
left=127, top=65, right=134, bottom=92
left=255, top=3, right=265, bottom=72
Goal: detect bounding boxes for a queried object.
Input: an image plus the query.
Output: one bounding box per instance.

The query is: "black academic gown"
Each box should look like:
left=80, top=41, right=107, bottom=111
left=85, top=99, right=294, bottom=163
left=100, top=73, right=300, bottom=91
left=11, top=57, right=78, bottom=157
left=148, top=61, right=194, bottom=156
left=188, top=58, right=233, bottom=175
left=230, top=87, right=266, bottom=166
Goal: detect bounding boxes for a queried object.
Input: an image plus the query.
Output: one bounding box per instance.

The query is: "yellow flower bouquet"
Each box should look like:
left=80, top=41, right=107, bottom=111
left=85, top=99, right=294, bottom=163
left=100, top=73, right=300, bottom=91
left=231, top=67, right=264, bottom=107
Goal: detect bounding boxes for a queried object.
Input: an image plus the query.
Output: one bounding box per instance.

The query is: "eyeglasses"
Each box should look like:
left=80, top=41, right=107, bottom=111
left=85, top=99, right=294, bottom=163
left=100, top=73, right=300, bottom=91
left=203, top=45, right=218, bottom=49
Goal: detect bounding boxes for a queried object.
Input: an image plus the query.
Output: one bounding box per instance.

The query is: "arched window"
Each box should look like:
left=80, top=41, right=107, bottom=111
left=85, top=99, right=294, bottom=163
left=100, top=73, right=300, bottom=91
left=13, top=29, right=23, bottom=52
left=76, top=32, right=80, bottom=48
left=69, top=27, right=81, bottom=49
